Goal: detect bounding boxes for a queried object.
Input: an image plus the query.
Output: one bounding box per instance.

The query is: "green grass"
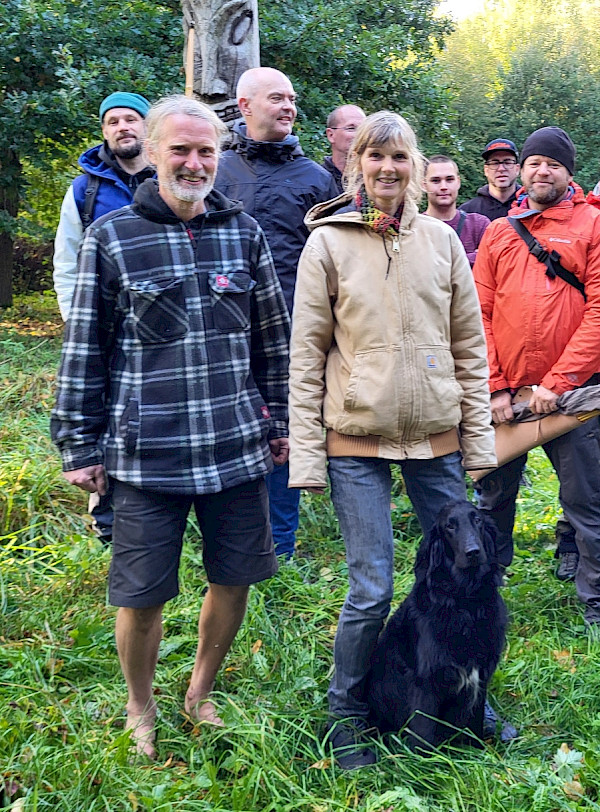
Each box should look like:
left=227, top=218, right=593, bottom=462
left=2, top=293, right=600, bottom=810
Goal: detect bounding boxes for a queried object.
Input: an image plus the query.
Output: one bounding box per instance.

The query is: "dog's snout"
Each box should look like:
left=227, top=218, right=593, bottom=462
left=465, top=545, right=481, bottom=562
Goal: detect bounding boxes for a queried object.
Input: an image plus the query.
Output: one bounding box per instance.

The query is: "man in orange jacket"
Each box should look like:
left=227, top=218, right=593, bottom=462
left=474, top=126, right=600, bottom=629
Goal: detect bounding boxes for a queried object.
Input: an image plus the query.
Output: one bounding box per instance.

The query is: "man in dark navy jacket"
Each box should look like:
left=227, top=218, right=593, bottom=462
left=215, top=67, right=339, bottom=558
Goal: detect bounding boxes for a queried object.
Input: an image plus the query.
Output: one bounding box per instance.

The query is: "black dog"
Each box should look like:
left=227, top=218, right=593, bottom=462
left=366, top=500, right=507, bottom=751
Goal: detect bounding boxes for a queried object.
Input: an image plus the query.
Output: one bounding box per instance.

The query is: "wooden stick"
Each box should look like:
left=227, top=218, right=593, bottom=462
left=185, top=22, right=195, bottom=97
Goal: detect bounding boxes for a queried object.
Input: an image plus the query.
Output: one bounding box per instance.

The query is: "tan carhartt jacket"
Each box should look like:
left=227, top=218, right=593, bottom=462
left=288, top=195, right=496, bottom=488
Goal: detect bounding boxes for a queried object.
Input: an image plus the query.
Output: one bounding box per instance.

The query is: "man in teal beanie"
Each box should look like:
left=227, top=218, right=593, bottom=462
left=99, top=91, right=151, bottom=123
left=54, top=90, right=154, bottom=320
left=53, top=90, right=155, bottom=544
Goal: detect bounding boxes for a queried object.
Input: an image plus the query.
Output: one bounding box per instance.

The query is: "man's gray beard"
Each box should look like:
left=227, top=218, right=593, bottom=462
left=113, top=141, right=143, bottom=160
left=165, top=176, right=215, bottom=204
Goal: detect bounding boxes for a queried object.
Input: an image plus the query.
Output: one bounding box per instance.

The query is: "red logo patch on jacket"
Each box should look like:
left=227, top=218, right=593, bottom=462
left=261, top=406, right=271, bottom=419
left=216, top=275, right=229, bottom=288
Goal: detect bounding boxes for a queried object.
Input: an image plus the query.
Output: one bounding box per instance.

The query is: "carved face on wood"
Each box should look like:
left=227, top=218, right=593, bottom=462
left=183, top=0, right=260, bottom=122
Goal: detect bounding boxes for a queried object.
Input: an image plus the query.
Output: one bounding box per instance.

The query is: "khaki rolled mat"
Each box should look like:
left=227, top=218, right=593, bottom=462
left=468, top=386, right=600, bottom=481
left=468, top=412, right=598, bottom=481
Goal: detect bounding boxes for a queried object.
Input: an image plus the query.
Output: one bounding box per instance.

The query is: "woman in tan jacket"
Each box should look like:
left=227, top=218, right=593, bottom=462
left=288, top=111, right=496, bottom=768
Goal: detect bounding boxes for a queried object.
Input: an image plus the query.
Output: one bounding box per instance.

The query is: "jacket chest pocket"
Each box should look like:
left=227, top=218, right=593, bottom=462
left=129, top=277, right=189, bottom=344
left=208, top=271, right=256, bottom=332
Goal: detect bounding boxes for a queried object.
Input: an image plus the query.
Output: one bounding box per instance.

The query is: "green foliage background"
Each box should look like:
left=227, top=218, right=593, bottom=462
left=259, top=0, right=454, bottom=157
left=439, top=0, right=600, bottom=195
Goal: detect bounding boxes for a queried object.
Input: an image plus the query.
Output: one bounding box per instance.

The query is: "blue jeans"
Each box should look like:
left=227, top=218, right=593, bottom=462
left=327, top=452, right=467, bottom=720
left=266, top=461, right=300, bottom=558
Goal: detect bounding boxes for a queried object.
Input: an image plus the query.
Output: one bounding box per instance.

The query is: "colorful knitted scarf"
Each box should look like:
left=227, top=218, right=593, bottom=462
left=355, top=185, right=403, bottom=235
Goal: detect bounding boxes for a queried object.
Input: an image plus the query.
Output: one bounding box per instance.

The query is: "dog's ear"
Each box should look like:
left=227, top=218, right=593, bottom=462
left=481, top=513, right=498, bottom=560
left=429, top=526, right=446, bottom=575
left=414, top=531, right=431, bottom=582
left=415, top=522, right=441, bottom=582
left=417, top=522, right=448, bottom=590
left=481, top=513, right=504, bottom=585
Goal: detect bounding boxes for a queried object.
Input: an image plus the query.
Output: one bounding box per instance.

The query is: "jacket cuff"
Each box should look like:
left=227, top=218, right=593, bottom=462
left=489, top=381, right=509, bottom=395
left=61, top=447, right=103, bottom=472
left=268, top=420, right=288, bottom=440
left=540, top=372, right=576, bottom=395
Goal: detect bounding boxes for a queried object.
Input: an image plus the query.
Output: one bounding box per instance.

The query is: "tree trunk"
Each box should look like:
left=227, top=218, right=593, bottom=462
left=182, top=0, right=260, bottom=122
left=0, top=149, right=21, bottom=308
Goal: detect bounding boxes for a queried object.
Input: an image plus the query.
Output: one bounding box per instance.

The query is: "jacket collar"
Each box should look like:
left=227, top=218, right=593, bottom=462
left=78, top=143, right=154, bottom=185
left=477, top=184, right=518, bottom=203
left=228, top=120, right=304, bottom=163
left=322, top=155, right=342, bottom=180
left=305, top=193, right=419, bottom=232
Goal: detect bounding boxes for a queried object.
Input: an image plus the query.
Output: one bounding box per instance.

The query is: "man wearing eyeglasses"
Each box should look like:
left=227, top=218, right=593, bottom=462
left=322, top=105, right=366, bottom=194
left=460, top=138, right=520, bottom=221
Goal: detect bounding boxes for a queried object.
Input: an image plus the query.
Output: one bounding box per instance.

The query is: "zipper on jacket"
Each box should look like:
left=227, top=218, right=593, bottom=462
left=185, top=227, right=197, bottom=248
left=392, top=236, right=400, bottom=252
left=382, top=235, right=392, bottom=279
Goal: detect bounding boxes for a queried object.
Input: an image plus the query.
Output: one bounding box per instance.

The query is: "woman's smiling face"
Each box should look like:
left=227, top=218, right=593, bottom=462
left=360, top=140, right=411, bottom=214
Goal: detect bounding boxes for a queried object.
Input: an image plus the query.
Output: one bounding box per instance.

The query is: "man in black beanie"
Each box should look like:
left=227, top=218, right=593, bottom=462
left=519, top=126, right=576, bottom=177
left=473, top=125, right=600, bottom=631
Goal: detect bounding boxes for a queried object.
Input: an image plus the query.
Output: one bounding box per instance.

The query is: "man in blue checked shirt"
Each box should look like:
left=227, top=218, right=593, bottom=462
left=51, top=95, right=290, bottom=759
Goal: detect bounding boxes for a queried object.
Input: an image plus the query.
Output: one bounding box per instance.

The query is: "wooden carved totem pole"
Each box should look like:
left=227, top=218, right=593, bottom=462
left=182, top=0, right=260, bottom=121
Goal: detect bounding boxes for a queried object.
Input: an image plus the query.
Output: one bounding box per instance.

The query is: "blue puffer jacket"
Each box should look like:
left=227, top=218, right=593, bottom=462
left=72, top=144, right=155, bottom=222
left=215, top=122, right=339, bottom=312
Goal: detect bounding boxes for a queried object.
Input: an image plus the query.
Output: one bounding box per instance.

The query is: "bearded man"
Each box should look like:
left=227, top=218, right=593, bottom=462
left=51, top=95, right=290, bottom=758
left=474, top=126, right=600, bottom=631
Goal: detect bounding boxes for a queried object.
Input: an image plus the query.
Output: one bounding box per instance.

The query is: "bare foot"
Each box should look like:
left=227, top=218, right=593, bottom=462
left=125, top=702, right=157, bottom=759
left=184, top=695, right=225, bottom=727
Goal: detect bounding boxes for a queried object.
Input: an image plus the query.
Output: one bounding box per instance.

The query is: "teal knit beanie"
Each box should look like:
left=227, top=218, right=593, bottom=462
left=99, top=92, right=151, bottom=122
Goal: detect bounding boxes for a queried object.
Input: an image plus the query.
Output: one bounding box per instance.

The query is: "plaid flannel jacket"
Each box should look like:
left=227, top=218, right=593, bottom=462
left=51, top=182, right=290, bottom=494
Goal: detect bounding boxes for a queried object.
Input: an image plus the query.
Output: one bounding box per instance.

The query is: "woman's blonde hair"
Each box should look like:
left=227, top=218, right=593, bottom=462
left=344, top=111, right=424, bottom=205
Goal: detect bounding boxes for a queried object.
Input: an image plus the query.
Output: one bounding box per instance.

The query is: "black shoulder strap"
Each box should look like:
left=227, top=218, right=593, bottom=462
left=508, top=216, right=586, bottom=301
left=455, top=209, right=467, bottom=238
left=81, top=174, right=101, bottom=229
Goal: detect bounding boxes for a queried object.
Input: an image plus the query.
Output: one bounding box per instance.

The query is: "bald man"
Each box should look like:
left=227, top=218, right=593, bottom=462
left=323, top=104, right=366, bottom=194
left=215, top=67, right=338, bottom=558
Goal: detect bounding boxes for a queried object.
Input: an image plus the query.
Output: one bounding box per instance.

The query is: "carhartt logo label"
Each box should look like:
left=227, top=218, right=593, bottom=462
left=426, top=355, right=437, bottom=368
left=216, top=275, right=229, bottom=288
left=549, top=237, right=571, bottom=244
left=261, top=406, right=271, bottom=419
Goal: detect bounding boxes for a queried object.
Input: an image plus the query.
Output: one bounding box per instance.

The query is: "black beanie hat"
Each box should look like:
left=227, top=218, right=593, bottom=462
left=520, top=127, right=575, bottom=175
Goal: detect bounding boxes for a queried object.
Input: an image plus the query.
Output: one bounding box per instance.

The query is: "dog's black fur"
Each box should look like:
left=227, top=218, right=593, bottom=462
left=366, top=500, right=507, bottom=751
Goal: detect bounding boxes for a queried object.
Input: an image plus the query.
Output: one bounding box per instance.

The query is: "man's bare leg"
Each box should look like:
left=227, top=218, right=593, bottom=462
left=185, top=583, right=249, bottom=725
left=115, top=604, right=164, bottom=758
